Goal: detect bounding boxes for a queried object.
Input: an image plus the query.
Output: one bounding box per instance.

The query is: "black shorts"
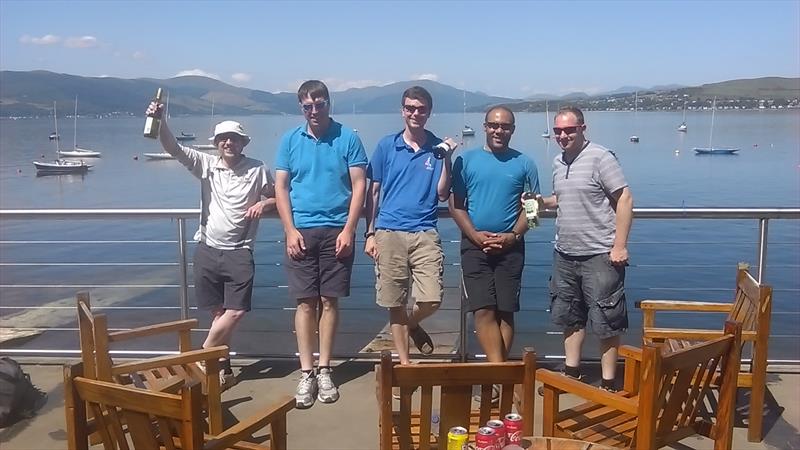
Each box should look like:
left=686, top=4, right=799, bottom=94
left=284, top=227, right=355, bottom=299
left=460, top=237, right=525, bottom=313
left=549, top=250, right=628, bottom=339
left=193, top=242, right=254, bottom=311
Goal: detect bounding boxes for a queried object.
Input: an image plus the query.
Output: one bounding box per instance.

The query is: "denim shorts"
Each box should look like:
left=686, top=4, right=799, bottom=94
left=549, top=250, right=628, bottom=339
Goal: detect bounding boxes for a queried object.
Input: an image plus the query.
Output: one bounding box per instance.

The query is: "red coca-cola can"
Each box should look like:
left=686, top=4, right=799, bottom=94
left=474, top=426, right=497, bottom=450
left=503, top=413, right=523, bottom=445
left=486, top=419, right=506, bottom=449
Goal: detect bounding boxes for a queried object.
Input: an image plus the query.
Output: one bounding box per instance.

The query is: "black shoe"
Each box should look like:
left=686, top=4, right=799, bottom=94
left=537, top=371, right=585, bottom=396
left=409, top=325, right=434, bottom=355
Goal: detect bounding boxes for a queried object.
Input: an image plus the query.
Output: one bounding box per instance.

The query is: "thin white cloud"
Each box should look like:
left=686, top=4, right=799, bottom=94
left=231, top=73, right=252, bottom=83
left=64, top=36, right=98, bottom=48
left=413, top=73, right=439, bottom=82
left=174, top=69, right=220, bottom=80
left=132, top=51, right=146, bottom=60
left=20, top=34, right=61, bottom=45
left=327, top=79, right=386, bottom=91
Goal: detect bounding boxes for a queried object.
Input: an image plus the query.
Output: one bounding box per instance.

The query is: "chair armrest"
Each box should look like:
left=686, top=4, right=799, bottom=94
left=636, top=300, right=733, bottom=313
left=618, top=345, right=643, bottom=362
left=110, top=346, right=228, bottom=375
left=148, top=375, right=185, bottom=394
left=536, top=369, right=638, bottom=414
left=108, top=319, right=199, bottom=342
left=644, top=328, right=757, bottom=342
left=204, top=395, right=295, bottom=450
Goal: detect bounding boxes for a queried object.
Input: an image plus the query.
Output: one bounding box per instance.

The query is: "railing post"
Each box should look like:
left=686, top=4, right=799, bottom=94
left=177, top=218, right=190, bottom=320
left=757, top=218, right=769, bottom=283
left=459, top=268, right=468, bottom=362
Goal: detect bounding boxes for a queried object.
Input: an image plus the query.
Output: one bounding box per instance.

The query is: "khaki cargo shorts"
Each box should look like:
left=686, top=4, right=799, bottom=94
left=374, top=229, right=444, bottom=308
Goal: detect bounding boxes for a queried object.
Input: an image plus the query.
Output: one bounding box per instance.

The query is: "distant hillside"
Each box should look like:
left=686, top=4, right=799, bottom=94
left=0, top=71, right=513, bottom=118
left=677, top=77, right=800, bottom=99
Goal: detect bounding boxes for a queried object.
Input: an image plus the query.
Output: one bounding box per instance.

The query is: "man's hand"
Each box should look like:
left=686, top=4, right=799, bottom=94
left=468, top=230, right=498, bottom=250
left=244, top=200, right=269, bottom=219
left=364, top=235, right=378, bottom=259
left=609, top=246, right=629, bottom=266
left=442, top=137, right=459, bottom=155
left=482, top=233, right=517, bottom=254
left=335, top=229, right=354, bottom=259
left=145, top=102, right=165, bottom=121
left=285, top=228, right=306, bottom=260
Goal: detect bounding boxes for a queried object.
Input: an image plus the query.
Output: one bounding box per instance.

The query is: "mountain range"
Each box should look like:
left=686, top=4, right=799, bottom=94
left=0, top=70, right=797, bottom=118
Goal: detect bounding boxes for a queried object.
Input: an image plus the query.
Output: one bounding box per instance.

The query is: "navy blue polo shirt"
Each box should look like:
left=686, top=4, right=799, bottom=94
left=367, top=130, right=444, bottom=232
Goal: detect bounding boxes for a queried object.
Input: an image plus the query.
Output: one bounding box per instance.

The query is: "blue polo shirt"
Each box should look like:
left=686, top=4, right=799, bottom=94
left=452, top=147, right=540, bottom=233
left=367, top=130, right=444, bottom=232
left=275, top=120, right=367, bottom=229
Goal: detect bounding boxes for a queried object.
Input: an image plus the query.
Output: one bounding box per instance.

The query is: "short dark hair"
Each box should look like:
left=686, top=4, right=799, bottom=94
left=485, top=105, right=515, bottom=123
left=297, top=80, right=329, bottom=102
left=556, top=105, right=584, bottom=124
left=401, top=86, right=433, bottom=111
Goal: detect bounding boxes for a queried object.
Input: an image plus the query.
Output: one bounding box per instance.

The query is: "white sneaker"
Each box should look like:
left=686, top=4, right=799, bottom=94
left=295, top=371, right=318, bottom=409
left=316, top=368, right=339, bottom=404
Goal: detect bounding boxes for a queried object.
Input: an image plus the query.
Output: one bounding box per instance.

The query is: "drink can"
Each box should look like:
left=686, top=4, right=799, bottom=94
left=447, top=426, right=469, bottom=450
left=486, top=419, right=506, bottom=449
left=521, top=192, right=539, bottom=229
left=503, top=413, right=523, bottom=445
left=474, top=426, right=497, bottom=450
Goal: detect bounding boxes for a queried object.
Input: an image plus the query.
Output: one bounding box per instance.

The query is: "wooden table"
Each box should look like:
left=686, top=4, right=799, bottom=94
left=518, top=436, right=616, bottom=450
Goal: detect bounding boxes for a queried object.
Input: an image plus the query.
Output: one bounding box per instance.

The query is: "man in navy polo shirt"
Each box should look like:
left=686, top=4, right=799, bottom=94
left=364, top=86, right=458, bottom=366
left=275, top=80, right=367, bottom=408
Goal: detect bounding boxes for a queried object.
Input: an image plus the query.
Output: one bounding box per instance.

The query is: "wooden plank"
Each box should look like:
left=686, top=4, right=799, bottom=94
left=637, top=300, right=733, bottom=312
left=107, top=319, right=198, bottom=342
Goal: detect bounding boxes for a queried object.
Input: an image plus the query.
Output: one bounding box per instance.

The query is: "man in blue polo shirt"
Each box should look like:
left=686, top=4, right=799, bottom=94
left=275, top=80, right=367, bottom=408
left=364, top=86, right=458, bottom=366
left=450, top=106, right=539, bottom=365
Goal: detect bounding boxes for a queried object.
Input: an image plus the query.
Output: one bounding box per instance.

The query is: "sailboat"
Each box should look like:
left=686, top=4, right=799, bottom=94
left=629, top=92, right=640, bottom=143
left=694, top=97, right=739, bottom=155
left=58, top=96, right=101, bottom=157
left=461, top=89, right=475, bottom=137
left=34, top=102, right=92, bottom=175
left=541, top=100, right=551, bottom=138
left=193, top=97, right=217, bottom=150
left=677, top=101, right=688, bottom=132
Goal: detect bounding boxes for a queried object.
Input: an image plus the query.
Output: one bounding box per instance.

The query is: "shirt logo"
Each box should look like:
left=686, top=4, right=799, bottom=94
left=424, top=156, right=433, bottom=171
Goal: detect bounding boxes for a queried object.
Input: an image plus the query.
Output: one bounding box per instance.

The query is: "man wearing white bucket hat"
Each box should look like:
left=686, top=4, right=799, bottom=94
left=146, top=101, right=275, bottom=391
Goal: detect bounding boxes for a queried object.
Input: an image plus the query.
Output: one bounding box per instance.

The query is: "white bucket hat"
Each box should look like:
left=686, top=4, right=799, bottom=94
left=211, top=120, right=250, bottom=146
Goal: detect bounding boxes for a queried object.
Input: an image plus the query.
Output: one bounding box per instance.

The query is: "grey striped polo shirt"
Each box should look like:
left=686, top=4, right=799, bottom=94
left=552, top=141, right=628, bottom=256
left=173, top=144, right=274, bottom=250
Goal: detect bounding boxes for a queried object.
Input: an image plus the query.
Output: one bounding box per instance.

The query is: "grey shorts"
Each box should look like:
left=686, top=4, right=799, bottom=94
left=374, top=229, right=444, bottom=308
left=193, top=242, right=254, bottom=311
left=284, top=227, right=354, bottom=299
left=461, top=237, right=524, bottom=313
left=550, top=250, right=628, bottom=339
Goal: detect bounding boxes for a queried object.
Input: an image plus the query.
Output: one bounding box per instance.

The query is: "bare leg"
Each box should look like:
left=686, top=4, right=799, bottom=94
left=599, top=335, right=620, bottom=380
left=564, top=328, right=586, bottom=369
left=389, top=306, right=411, bottom=365
left=497, top=311, right=515, bottom=359
left=295, top=297, right=319, bottom=371
left=318, top=296, right=339, bottom=368
left=474, top=308, right=505, bottom=362
left=407, top=301, right=440, bottom=330
left=203, top=307, right=247, bottom=348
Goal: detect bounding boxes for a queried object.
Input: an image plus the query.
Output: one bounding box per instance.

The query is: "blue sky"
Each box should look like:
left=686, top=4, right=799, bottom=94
left=1, top=0, right=798, bottom=98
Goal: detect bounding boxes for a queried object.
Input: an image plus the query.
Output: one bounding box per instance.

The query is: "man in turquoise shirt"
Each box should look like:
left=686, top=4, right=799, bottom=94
left=275, top=80, right=367, bottom=408
left=450, top=106, right=540, bottom=365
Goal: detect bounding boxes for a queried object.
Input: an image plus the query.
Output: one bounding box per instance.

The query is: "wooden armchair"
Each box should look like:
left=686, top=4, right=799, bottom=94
left=376, top=348, right=536, bottom=450
left=64, top=362, right=294, bottom=450
left=538, top=321, right=742, bottom=450
left=76, top=291, right=228, bottom=434
left=638, top=266, right=773, bottom=442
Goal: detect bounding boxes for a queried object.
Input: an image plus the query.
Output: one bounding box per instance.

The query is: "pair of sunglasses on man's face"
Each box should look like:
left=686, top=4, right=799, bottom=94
left=301, top=100, right=329, bottom=113
left=484, top=122, right=514, bottom=131
left=402, top=104, right=429, bottom=116
left=553, top=126, right=582, bottom=136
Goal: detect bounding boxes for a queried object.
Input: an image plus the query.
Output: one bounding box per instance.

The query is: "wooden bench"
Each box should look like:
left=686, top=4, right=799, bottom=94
left=538, top=321, right=742, bottom=450
left=376, top=348, right=536, bottom=450
left=638, top=266, right=773, bottom=442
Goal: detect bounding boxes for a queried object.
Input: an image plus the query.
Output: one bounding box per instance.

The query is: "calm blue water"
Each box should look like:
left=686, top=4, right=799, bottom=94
left=1, top=110, right=798, bottom=360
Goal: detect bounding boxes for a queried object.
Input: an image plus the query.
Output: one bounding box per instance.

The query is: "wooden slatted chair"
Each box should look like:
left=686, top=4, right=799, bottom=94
left=638, top=266, right=773, bottom=442
left=76, top=291, right=228, bottom=434
left=64, top=362, right=294, bottom=450
left=376, top=348, right=536, bottom=450
left=538, top=321, right=742, bottom=450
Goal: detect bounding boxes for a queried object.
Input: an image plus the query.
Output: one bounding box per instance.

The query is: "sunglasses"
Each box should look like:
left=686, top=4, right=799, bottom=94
left=301, top=100, right=329, bottom=113
left=403, top=104, right=429, bottom=116
left=553, top=126, right=582, bottom=136
left=485, top=122, right=514, bottom=131
left=216, top=133, right=243, bottom=143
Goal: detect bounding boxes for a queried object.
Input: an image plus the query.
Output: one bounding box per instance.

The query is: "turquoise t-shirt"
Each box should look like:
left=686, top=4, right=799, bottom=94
left=275, top=120, right=367, bottom=229
left=452, top=147, right=540, bottom=233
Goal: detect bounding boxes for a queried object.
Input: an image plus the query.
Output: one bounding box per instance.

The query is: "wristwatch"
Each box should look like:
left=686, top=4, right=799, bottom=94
left=511, top=231, right=523, bottom=242
left=364, top=231, right=376, bottom=239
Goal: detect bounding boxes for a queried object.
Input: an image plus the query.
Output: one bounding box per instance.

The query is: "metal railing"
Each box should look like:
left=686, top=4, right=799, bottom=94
left=1, top=207, right=799, bottom=362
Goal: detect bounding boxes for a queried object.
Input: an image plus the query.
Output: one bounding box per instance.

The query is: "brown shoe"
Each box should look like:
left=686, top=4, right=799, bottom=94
left=409, top=325, right=434, bottom=355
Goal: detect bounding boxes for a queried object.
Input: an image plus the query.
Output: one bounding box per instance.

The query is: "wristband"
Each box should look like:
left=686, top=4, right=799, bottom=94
left=364, top=231, right=376, bottom=239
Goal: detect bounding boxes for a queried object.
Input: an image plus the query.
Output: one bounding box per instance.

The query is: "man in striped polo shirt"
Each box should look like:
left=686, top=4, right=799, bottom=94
left=538, top=105, right=633, bottom=392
